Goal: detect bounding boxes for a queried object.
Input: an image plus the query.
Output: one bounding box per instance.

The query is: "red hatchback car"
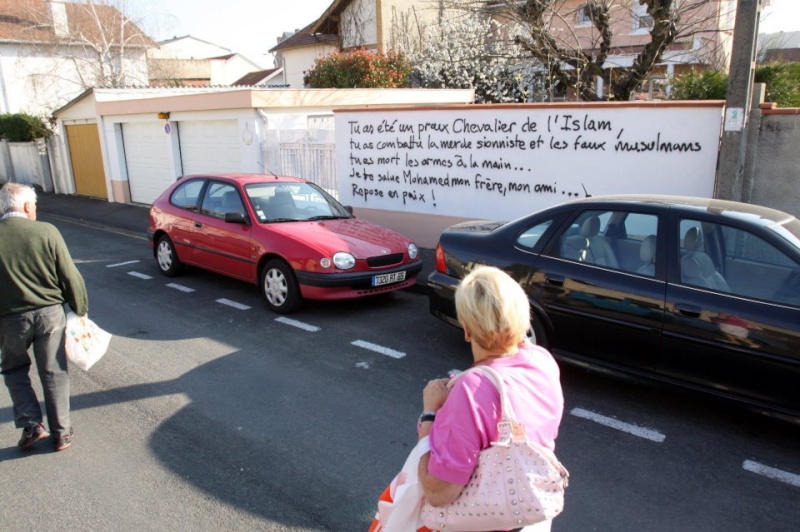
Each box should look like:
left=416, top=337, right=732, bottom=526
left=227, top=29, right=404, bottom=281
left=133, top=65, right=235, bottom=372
left=148, top=174, right=422, bottom=313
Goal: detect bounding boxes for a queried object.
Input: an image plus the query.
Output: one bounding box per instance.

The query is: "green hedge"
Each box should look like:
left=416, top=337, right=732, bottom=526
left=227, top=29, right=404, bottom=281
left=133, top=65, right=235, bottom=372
left=670, top=63, right=800, bottom=107
left=0, top=113, right=53, bottom=142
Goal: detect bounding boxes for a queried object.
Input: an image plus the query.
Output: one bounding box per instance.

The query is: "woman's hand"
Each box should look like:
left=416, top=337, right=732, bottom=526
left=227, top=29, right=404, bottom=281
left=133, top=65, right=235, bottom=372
left=422, top=378, right=450, bottom=412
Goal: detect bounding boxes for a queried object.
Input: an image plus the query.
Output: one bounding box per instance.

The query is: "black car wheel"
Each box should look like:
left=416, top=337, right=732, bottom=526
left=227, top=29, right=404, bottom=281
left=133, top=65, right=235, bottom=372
left=261, top=259, right=302, bottom=313
left=156, top=235, right=184, bottom=277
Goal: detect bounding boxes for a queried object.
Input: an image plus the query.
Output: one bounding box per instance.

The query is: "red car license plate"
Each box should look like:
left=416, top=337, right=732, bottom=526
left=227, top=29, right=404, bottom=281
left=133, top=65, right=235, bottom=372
left=372, top=271, right=406, bottom=287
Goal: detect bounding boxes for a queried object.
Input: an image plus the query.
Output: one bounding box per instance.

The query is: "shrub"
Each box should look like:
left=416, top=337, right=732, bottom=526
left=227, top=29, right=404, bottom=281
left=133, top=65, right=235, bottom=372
left=304, top=48, right=411, bottom=88
left=670, top=63, right=800, bottom=107
left=0, top=113, right=53, bottom=142
left=670, top=69, right=728, bottom=100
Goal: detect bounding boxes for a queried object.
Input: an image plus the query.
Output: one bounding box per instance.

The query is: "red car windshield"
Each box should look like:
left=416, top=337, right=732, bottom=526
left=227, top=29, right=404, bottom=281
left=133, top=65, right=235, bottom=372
left=244, top=182, right=351, bottom=223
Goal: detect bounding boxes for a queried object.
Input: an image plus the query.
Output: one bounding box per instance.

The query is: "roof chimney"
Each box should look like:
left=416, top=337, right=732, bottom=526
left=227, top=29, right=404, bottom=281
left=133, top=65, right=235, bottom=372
left=50, top=1, right=69, bottom=36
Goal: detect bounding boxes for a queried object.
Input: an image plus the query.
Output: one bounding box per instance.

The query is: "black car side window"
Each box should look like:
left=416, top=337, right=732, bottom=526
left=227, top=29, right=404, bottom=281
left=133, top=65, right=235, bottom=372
left=516, top=220, right=553, bottom=250
left=170, top=179, right=204, bottom=210
left=557, top=210, right=657, bottom=275
left=720, top=224, right=800, bottom=305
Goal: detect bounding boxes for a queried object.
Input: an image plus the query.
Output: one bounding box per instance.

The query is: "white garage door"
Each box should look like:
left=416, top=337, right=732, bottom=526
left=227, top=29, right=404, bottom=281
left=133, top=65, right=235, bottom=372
left=179, top=120, right=241, bottom=175
left=123, top=122, right=174, bottom=204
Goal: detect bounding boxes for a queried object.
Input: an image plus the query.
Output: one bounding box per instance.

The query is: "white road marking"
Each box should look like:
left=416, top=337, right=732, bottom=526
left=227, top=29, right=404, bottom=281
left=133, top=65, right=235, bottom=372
left=275, top=317, right=320, bottom=332
left=743, top=460, right=800, bottom=488
left=107, top=260, right=140, bottom=268
left=127, top=271, right=153, bottom=280
left=167, top=283, right=195, bottom=293
left=351, top=340, right=406, bottom=359
left=570, top=407, right=666, bottom=442
left=216, top=298, right=251, bottom=310
left=356, top=362, right=370, bottom=369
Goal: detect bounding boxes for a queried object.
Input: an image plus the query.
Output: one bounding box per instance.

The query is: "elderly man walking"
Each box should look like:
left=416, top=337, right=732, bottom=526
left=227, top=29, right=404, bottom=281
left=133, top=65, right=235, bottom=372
left=0, top=183, right=88, bottom=452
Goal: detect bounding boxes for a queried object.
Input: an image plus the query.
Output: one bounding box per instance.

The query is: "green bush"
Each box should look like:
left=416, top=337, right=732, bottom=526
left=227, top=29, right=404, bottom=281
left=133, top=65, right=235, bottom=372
left=0, top=113, right=53, bottom=142
left=670, top=69, right=728, bottom=100
left=670, top=63, right=800, bottom=107
left=756, top=62, right=800, bottom=107
left=304, top=48, right=411, bottom=88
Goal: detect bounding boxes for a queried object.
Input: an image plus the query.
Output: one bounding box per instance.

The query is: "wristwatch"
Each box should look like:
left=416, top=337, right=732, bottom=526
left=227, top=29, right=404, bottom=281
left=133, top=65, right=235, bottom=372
left=418, top=410, right=436, bottom=424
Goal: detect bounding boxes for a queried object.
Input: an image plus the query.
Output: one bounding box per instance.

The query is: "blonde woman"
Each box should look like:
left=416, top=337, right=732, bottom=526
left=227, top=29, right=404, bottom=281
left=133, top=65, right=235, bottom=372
left=418, top=266, right=564, bottom=531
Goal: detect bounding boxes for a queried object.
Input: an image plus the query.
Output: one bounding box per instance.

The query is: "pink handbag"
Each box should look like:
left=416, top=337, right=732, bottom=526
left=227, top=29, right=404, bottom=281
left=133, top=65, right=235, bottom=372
left=421, top=366, right=568, bottom=532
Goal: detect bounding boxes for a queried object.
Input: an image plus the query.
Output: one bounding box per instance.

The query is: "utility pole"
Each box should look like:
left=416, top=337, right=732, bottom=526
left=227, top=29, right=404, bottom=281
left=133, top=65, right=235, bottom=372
left=714, top=0, right=762, bottom=201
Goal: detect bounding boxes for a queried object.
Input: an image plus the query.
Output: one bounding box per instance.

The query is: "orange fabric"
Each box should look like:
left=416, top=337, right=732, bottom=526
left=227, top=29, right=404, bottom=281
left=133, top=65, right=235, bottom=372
left=368, top=484, right=433, bottom=532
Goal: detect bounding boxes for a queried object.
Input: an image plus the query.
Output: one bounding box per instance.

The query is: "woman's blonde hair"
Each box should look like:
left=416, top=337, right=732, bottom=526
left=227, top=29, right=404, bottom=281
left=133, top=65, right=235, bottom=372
left=455, top=266, right=530, bottom=353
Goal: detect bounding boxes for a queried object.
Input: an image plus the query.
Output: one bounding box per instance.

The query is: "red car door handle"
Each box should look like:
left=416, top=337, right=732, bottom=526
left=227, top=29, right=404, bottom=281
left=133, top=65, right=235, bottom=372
left=194, top=222, right=202, bottom=228
left=674, top=303, right=701, bottom=318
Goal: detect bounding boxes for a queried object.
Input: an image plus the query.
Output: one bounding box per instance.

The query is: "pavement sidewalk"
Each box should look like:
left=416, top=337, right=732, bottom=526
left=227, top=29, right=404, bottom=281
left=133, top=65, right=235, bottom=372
left=34, top=192, right=435, bottom=293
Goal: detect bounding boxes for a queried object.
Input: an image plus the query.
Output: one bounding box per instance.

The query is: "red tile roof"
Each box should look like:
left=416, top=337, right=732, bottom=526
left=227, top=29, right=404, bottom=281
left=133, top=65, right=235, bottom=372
left=0, top=0, right=154, bottom=46
left=762, top=48, right=800, bottom=63
left=269, top=22, right=339, bottom=53
left=232, top=68, right=282, bottom=86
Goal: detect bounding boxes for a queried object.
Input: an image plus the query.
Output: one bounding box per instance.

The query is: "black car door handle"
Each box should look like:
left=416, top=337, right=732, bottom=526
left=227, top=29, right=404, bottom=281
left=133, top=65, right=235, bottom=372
left=545, top=274, right=564, bottom=286
left=194, top=222, right=202, bottom=228
left=674, top=303, right=701, bottom=318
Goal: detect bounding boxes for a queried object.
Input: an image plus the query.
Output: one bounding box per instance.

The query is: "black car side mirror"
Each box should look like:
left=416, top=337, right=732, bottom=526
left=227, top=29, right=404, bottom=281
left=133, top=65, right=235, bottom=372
left=224, top=212, right=250, bottom=225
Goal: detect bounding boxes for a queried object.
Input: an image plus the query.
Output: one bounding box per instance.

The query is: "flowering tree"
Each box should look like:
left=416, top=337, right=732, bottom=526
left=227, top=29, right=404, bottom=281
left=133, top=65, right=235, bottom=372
left=303, top=48, right=411, bottom=88
left=439, top=0, right=733, bottom=101
left=406, top=13, right=540, bottom=103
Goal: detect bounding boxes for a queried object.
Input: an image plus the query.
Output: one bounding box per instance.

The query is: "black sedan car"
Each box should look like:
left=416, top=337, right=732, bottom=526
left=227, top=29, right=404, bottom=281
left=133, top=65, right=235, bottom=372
left=428, top=195, right=800, bottom=420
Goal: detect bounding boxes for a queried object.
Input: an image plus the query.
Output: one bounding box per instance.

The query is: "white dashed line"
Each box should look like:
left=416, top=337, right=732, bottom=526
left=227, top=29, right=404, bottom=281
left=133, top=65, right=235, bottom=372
left=107, top=260, right=140, bottom=268
left=216, top=298, right=251, bottom=310
left=570, top=407, right=666, bottom=442
left=167, top=283, right=195, bottom=293
left=127, top=271, right=153, bottom=280
left=275, top=317, right=320, bottom=332
left=743, top=460, right=800, bottom=488
left=351, top=340, right=406, bottom=359
left=356, top=362, right=370, bottom=369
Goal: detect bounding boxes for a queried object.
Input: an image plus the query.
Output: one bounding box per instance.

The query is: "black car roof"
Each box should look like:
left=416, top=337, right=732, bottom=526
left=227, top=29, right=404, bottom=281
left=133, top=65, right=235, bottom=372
left=567, top=194, right=797, bottom=228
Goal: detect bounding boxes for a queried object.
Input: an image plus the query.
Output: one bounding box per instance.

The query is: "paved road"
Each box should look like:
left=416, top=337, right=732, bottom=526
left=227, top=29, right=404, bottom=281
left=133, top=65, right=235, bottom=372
left=1, top=209, right=798, bottom=531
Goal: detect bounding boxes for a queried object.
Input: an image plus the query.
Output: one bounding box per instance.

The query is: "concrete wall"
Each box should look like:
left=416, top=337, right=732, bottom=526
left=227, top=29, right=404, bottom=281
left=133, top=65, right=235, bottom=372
left=0, top=140, right=53, bottom=192
left=742, top=103, right=800, bottom=219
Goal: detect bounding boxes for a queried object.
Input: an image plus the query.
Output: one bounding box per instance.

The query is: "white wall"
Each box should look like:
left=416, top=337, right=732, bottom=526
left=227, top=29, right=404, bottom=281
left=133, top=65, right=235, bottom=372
left=342, top=0, right=378, bottom=49
left=210, top=55, right=260, bottom=85
left=150, top=37, right=231, bottom=60
left=280, top=44, right=338, bottom=88
left=0, top=44, right=149, bottom=116
left=335, top=104, right=724, bottom=222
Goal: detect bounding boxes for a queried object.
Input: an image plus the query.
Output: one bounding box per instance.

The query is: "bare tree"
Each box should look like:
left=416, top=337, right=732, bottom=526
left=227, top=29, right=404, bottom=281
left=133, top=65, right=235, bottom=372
left=439, top=0, right=735, bottom=101
left=20, top=0, right=156, bottom=93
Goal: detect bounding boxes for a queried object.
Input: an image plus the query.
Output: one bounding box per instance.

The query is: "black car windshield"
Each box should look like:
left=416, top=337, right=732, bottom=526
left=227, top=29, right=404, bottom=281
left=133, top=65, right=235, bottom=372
left=244, top=182, right=352, bottom=224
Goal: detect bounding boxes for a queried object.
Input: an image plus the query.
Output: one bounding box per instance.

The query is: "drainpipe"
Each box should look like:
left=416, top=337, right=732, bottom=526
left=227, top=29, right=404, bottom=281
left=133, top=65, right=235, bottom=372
left=0, top=51, right=10, bottom=113
left=256, top=108, right=273, bottom=174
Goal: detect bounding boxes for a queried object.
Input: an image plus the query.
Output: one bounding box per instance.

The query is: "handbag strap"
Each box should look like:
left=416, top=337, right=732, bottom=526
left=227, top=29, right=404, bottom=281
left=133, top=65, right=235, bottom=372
left=466, top=365, right=519, bottom=425
left=454, top=366, right=570, bottom=480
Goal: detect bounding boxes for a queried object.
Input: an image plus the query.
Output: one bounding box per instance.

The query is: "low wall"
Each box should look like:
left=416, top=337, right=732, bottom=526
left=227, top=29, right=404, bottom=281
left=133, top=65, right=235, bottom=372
left=0, top=140, right=54, bottom=192
left=743, top=103, right=800, bottom=219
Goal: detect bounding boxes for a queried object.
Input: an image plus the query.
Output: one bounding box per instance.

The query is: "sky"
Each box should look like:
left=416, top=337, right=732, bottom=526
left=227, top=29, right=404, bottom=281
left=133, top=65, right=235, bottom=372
left=149, top=0, right=333, bottom=68
left=140, top=0, right=800, bottom=69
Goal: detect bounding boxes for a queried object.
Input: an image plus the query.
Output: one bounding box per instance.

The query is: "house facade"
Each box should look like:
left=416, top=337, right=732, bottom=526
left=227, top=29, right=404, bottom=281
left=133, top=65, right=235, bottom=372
left=269, top=25, right=340, bottom=88
left=148, top=35, right=267, bottom=87
left=0, top=0, right=153, bottom=116
left=554, top=0, right=736, bottom=98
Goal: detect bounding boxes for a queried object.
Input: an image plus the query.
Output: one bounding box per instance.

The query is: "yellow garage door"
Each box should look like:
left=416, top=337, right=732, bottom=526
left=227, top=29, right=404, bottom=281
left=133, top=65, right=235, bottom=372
left=66, top=124, right=108, bottom=198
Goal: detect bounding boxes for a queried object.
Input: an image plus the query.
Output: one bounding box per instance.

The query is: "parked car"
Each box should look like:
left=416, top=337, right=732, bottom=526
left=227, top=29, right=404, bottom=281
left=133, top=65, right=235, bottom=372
left=148, top=174, right=422, bottom=313
left=428, top=195, right=800, bottom=420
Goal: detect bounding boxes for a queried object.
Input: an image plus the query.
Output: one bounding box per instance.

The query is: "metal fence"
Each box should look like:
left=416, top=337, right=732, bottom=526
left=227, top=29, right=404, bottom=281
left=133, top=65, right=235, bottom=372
left=267, top=129, right=337, bottom=197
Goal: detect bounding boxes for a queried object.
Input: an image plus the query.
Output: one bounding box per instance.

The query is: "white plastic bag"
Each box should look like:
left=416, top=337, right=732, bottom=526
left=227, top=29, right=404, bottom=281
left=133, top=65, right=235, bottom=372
left=372, top=436, right=430, bottom=532
left=64, top=311, right=111, bottom=371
